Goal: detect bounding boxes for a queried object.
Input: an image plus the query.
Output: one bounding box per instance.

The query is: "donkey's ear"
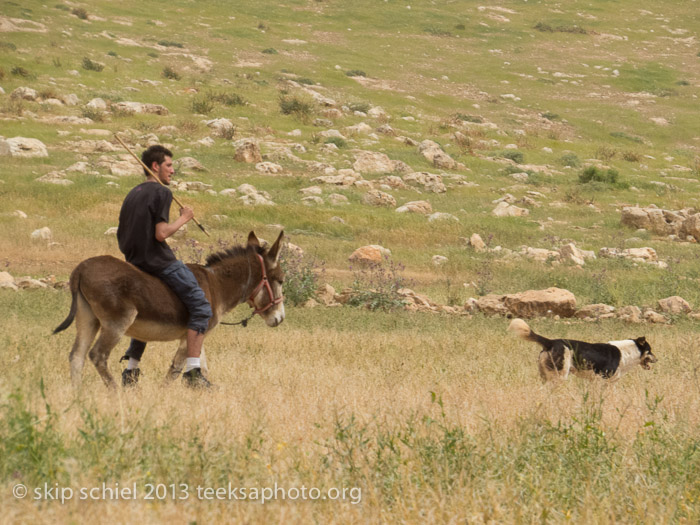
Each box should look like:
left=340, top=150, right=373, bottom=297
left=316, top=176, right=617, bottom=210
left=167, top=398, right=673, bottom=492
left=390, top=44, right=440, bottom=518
left=247, top=231, right=260, bottom=248
left=267, top=230, right=284, bottom=265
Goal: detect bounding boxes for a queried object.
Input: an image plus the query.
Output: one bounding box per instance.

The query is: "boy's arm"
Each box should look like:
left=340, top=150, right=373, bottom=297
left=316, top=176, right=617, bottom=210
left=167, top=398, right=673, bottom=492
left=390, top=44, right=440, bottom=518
left=155, top=207, right=194, bottom=242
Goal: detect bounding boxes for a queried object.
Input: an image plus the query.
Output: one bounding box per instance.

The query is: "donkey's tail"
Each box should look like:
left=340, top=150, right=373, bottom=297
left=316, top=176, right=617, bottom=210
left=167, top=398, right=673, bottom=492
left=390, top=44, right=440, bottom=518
left=507, top=318, right=553, bottom=349
left=53, top=267, right=80, bottom=334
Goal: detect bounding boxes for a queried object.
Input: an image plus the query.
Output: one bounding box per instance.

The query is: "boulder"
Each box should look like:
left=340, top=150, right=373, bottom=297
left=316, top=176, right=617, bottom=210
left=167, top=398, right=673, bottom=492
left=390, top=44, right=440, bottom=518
left=316, top=284, right=338, bottom=306
left=255, top=162, right=284, bottom=175
left=110, top=160, right=141, bottom=177
left=348, top=245, right=391, bottom=265
left=31, top=227, right=52, bottom=241
left=432, top=255, right=448, bottom=266
left=469, top=233, right=487, bottom=252
left=476, top=294, right=509, bottom=316
left=503, top=287, right=577, bottom=318
left=575, top=304, right=616, bottom=319
left=0, top=271, right=17, bottom=291
left=204, top=118, right=234, bottom=137
left=362, top=190, right=396, bottom=207
left=327, top=193, right=349, bottom=205
left=657, top=296, right=691, bottom=315
left=177, top=157, right=206, bottom=172
left=112, top=101, right=169, bottom=115
left=492, top=201, right=529, bottom=217
left=617, top=305, right=642, bottom=323
left=428, top=212, right=459, bottom=223
left=234, top=139, right=262, bottom=163
left=558, top=243, right=586, bottom=266
left=396, top=200, right=432, bottom=214
left=0, top=137, right=48, bottom=158
left=418, top=140, right=457, bottom=170
left=403, top=172, right=446, bottom=193
left=352, top=151, right=396, bottom=174
left=10, top=87, right=38, bottom=101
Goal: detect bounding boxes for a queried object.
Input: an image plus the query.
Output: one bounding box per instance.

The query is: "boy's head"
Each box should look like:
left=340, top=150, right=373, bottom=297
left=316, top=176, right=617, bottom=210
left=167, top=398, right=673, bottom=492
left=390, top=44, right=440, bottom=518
left=141, top=145, right=173, bottom=177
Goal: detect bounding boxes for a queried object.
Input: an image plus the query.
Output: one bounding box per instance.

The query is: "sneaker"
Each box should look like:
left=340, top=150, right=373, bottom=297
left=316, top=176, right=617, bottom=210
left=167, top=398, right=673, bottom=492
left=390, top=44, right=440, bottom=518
left=182, top=368, right=213, bottom=389
left=122, top=368, right=141, bottom=387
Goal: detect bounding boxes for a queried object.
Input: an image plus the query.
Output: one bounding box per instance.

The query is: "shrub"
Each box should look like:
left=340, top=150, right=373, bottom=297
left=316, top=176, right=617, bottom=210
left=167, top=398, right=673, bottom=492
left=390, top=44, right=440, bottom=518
left=55, top=4, right=70, bottom=11
left=345, top=70, right=366, bottom=77
left=279, top=94, right=314, bottom=121
left=423, top=27, right=453, bottom=37
left=279, top=249, right=325, bottom=306
left=190, top=96, right=214, bottom=115
left=622, top=151, right=641, bottom=162
left=71, top=7, right=88, bottom=19
left=346, top=257, right=411, bottom=311
left=348, top=102, right=371, bottom=113
left=107, top=50, right=118, bottom=57
left=147, top=51, right=159, bottom=58
left=210, top=91, right=247, bottom=106
left=296, top=77, right=315, bottom=85
left=158, top=40, right=184, bottom=48
left=81, top=57, right=104, bottom=72
left=162, top=66, right=181, bottom=80
left=578, top=166, right=627, bottom=188
left=261, top=48, right=278, bottom=54
left=81, top=106, right=104, bottom=122
left=496, top=150, right=524, bottom=164
left=0, top=42, right=17, bottom=52
left=541, top=111, right=559, bottom=121
left=324, top=136, right=347, bottom=148
left=454, top=113, right=484, bottom=123
left=595, top=145, right=617, bottom=162
left=455, top=23, right=466, bottom=30
left=559, top=152, right=580, bottom=167
left=11, top=66, right=32, bottom=78
left=610, top=131, right=644, bottom=144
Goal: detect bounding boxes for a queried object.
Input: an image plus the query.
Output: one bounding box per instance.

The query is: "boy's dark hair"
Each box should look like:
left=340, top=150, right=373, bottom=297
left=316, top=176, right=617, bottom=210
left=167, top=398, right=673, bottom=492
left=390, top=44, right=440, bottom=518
left=141, top=145, right=173, bottom=177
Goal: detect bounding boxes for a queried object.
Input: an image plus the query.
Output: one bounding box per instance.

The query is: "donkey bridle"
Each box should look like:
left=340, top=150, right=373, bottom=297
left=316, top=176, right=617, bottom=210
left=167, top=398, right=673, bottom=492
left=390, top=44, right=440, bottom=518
left=219, top=253, right=283, bottom=327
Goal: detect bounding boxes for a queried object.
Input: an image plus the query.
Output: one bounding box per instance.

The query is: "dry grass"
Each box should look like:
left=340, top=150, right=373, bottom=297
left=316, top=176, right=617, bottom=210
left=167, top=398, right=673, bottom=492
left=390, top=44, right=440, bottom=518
left=2, top=293, right=699, bottom=523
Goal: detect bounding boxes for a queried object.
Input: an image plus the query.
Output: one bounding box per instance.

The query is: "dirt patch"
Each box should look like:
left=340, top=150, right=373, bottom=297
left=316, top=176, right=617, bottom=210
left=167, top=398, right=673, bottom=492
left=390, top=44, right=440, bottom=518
left=0, top=16, right=47, bottom=33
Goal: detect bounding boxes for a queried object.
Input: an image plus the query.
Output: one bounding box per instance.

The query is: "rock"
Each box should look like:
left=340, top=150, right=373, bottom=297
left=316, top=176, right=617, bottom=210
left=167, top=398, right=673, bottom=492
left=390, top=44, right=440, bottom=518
left=345, top=122, right=373, bottom=135
left=112, top=101, right=169, bottom=115
left=239, top=193, right=275, bottom=206
left=204, top=118, right=235, bottom=138
left=311, top=171, right=362, bottom=186
left=658, top=296, right=691, bottom=315
left=419, top=140, right=457, bottom=170
left=219, top=189, right=237, bottom=197
left=104, top=227, right=118, bottom=235
left=10, top=87, right=38, bottom=101
left=320, top=129, right=346, bottom=140
left=367, top=106, right=388, bottom=119
left=62, top=94, right=79, bottom=106
left=316, top=283, right=338, bottom=306
left=621, top=206, right=686, bottom=235
left=299, top=186, right=323, bottom=196
left=521, top=247, right=559, bottom=262
left=403, top=172, right=446, bottom=193
left=503, top=287, right=577, bottom=318
left=680, top=214, right=700, bottom=242
left=376, top=124, right=396, bottom=135
left=362, top=190, right=396, bottom=207
left=67, top=140, right=118, bottom=153
left=327, top=193, right=349, bottom=205
left=110, top=160, right=141, bottom=177
left=197, top=137, right=215, bottom=147
left=643, top=308, right=669, bottom=324
left=0, top=137, right=48, bottom=158
left=348, top=245, right=391, bottom=265
left=558, top=243, right=586, bottom=266
left=428, top=212, right=459, bottom=222
left=432, top=255, right=448, bottom=266
left=575, top=304, right=616, bottom=319
left=0, top=271, right=18, bottom=291
left=352, top=151, right=396, bottom=174
left=86, top=98, right=108, bottom=110
left=599, top=247, right=658, bottom=263
left=476, top=294, right=509, bottom=316
left=15, top=277, right=48, bottom=290
left=469, top=233, right=487, bottom=252
left=396, top=200, right=432, bottom=214
left=31, top=227, right=52, bottom=241
left=234, top=139, right=262, bottom=163
left=617, top=305, right=642, bottom=323
left=255, top=162, right=284, bottom=175
left=36, top=172, right=73, bottom=185
left=302, top=196, right=324, bottom=206
left=176, top=181, right=212, bottom=192
left=177, top=157, right=206, bottom=172
left=492, top=201, right=529, bottom=217
left=13, top=210, right=27, bottom=219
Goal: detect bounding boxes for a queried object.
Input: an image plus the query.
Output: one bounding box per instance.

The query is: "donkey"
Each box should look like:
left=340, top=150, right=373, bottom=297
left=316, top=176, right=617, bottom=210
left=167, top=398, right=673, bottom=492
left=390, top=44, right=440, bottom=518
left=54, top=231, right=285, bottom=389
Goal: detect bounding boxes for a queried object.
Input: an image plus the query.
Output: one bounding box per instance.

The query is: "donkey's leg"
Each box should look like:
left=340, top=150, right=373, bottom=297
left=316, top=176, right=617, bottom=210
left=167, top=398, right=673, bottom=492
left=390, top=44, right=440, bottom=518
left=166, top=338, right=188, bottom=381
left=88, top=312, right=136, bottom=389
left=69, top=295, right=100, bottom=389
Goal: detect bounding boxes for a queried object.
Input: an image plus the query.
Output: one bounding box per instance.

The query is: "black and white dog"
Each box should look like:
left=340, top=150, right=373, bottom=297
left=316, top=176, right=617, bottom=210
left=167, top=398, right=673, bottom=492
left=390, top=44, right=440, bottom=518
left=508, top=319, right=657, bottom=382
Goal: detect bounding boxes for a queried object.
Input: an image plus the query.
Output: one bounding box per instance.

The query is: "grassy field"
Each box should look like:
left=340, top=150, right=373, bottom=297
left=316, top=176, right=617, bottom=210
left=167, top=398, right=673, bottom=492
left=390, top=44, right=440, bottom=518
left=2, top=0, right=700, bottom=522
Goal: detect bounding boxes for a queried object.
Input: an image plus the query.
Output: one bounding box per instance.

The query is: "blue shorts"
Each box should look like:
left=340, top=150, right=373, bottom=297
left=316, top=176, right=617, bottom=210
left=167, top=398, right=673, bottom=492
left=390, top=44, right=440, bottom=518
left=158, top=261, right=213, bottom=334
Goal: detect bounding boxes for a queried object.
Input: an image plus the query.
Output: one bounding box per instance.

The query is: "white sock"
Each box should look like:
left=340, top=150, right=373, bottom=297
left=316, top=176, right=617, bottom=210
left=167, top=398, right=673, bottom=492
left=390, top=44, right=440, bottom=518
left=185, top=357, right=201, bottom=373
left=127, top=358, right=140, bottom=370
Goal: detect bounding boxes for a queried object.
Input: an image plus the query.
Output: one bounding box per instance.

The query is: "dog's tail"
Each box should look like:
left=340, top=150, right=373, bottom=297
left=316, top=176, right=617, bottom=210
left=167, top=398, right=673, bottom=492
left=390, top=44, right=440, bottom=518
left=507, top=318, right=553, bottom=349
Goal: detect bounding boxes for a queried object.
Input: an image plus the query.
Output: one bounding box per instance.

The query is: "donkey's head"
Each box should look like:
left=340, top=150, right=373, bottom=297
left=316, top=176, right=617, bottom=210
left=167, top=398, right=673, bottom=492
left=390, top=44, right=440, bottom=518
left=247, top=231, right=285, bottom=327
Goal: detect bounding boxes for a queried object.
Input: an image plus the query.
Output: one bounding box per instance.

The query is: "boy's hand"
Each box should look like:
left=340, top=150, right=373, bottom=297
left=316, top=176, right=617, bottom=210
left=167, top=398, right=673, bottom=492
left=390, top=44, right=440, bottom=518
left=179, top=206, right=195, bottom=222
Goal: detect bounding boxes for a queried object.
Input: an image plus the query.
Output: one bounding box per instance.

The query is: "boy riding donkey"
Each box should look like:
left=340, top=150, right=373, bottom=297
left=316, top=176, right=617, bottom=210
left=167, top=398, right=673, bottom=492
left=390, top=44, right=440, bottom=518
left=117, top=145, right=213, bottom=389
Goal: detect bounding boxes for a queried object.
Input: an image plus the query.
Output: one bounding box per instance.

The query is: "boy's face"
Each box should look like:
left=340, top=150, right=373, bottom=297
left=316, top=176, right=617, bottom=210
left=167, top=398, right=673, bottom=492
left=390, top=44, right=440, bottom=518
left=151, top=156, right=174, bottom=185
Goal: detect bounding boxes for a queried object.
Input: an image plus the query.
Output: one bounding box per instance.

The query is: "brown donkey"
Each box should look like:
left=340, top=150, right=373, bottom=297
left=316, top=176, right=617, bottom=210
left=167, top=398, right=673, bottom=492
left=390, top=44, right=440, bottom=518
left=54, top=231, right=285, bottom=389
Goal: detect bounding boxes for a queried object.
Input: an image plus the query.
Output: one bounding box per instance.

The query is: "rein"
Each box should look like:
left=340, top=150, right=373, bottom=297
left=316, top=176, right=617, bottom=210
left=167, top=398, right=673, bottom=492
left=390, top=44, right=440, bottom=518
left=219, top=253, right=283, bottom=328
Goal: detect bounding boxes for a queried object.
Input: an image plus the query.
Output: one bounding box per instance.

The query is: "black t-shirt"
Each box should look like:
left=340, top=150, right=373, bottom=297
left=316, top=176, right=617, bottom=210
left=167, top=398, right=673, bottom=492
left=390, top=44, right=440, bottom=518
left=117, top=181, right=177, bottom=274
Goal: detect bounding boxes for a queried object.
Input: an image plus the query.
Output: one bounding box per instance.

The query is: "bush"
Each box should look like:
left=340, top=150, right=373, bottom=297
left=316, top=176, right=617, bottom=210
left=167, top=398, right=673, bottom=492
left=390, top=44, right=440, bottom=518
left=279, top=249, right=325, bottom=306
left=559, top=152, right=580, bottom=167
left=424, top=27, right=453, bottom=37
left=454, top=113, right=484, bottom=123
left=279, top=95, right=314, bottom=121
left=0, top=42, right=17, bottom=52
left=81, top=106, right=104, bottom=122
left=81, top=57, right=104, bottom=72
left=209, top=91, right=247, bottom=106
left=11, top=66, right=32, bottom=78
left=158, top=40, right=184, bottom=48
left=346, top=257, right=411, bottom=311
left=348, top=102, right=371, bottom=113
left=578, top=166, right=628, bottom=188
left=71, top=7, right=88, bottom=19
left=345, top=70, right=366, bottom=77
left=324, top=136, right=347, bottom=148
left=190, top=96, right=215, bottom=115
left=261, top=48, right=278, bottom=54
left=496, top=150, right=524, bottom=164
left=162, top=66, right=181, bottom=80
left=610, top=131, right=644, bottom=144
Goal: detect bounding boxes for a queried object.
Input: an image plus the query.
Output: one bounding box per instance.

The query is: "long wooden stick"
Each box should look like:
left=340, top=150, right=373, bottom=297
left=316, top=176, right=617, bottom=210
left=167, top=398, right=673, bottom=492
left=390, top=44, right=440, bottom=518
left=114, top=133, right=210, bottom=237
